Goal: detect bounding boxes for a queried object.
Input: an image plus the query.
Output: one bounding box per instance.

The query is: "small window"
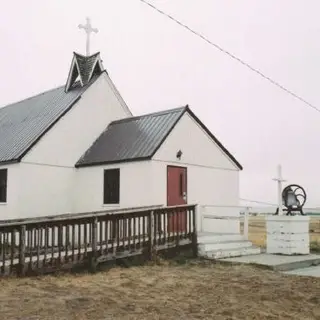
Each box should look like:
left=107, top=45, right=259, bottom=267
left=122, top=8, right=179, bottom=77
left=0, top=169, right=8, bottom=203
left=103, top=169, right=120, bottom=204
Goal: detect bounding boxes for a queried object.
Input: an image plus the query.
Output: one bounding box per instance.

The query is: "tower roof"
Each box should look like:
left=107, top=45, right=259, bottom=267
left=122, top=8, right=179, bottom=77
left=65, top=52, right=104, bottom=92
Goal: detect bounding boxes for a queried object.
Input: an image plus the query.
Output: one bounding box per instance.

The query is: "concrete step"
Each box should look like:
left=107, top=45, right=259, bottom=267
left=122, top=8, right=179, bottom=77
left=220, top=254, right=320, bottom=272
left=197, top=233, right=245, bottom=244
left=283, top=265, right=320, bottom=277
left=273, top=256, right=320, bottom=272
left=202, top=246, right=262, bottom=259
left=199, top=240, right=253, bottom=253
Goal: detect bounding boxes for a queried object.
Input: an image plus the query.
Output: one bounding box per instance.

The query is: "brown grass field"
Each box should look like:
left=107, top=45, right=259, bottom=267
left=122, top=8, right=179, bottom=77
left=0, top=261, right=320, bottom=320
left=0, top=216, right=319, bottom=320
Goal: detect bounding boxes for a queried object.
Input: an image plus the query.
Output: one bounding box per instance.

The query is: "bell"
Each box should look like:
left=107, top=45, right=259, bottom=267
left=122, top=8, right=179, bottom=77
left=286, top=189, right=298, bottom=207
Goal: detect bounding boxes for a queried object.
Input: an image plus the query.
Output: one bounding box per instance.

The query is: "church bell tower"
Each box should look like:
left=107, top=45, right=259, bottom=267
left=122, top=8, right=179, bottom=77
left=65, top=18, right=104, bottom=92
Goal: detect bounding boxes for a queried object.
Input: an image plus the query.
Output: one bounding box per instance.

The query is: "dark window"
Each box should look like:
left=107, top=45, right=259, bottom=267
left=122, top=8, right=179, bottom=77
left=103, top=169, right=120, bottom=204
left=0, top=169, right=7, bottom=203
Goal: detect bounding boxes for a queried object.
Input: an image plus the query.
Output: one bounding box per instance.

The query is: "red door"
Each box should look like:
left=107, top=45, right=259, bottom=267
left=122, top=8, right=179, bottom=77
left=167, top=166, right=187, bottom=233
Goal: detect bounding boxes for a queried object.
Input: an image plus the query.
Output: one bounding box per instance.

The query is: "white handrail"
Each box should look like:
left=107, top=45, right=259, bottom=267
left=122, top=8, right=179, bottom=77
left=200, top=205, right=250, bottom=240
left=202, top=215, right=242, bottom=220
left=202, top=204, right=251, bottom=209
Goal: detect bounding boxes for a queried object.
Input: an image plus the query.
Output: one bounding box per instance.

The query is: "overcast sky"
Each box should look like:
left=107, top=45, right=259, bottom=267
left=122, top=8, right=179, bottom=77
left=1, top=0, right=319, bottom=207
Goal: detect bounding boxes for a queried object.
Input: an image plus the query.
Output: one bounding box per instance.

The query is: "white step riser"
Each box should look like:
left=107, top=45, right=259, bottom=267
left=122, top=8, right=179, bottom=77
left=204, top=247, right=261, bottom=259
left=198, top=234, right=245, bottom=244
left=199, top=241, right=253, bottom=252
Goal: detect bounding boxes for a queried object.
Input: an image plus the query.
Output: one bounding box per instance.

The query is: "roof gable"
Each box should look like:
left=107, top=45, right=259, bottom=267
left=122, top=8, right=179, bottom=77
left=0, top=77, right=99, bottom=165
left=185, top=107, right=242, bottom=170
left=76, top=107, right=185, bottom=167
left=65, top=52, right=104, bottom=92
left=76, top=106, right=242, bottom=170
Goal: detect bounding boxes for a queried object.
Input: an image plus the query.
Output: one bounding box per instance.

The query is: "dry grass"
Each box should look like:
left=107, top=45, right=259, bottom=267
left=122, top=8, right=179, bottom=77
left=0, top=216, right=319, bottom=319
left=0, top=260, right=320, bottom=320
left=247, top=216, right=320, bottom=250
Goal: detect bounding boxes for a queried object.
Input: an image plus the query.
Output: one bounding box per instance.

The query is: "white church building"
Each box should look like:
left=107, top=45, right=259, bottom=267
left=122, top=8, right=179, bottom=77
left=0, top=21, right=244, bottom=242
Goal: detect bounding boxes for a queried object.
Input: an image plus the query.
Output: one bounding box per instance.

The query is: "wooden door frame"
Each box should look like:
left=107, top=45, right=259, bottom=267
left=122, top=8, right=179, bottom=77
left=166, top=165, right=188, bottom=206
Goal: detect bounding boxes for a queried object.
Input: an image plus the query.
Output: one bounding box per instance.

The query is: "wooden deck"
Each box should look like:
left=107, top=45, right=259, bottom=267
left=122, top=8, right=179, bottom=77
left=0, top=205, right=197, bottom=277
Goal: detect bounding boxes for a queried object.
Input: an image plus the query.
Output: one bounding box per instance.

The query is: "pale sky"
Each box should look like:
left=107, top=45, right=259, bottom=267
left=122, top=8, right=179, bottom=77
left=0, top=0, right=319, bottom=207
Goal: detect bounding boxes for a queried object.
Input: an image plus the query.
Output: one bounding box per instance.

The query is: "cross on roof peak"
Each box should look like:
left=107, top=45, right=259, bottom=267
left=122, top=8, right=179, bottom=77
left=78, top=17, right=98, bottom=56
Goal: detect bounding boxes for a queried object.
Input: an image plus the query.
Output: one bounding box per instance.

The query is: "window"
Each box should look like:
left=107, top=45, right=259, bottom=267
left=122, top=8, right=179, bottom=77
left=0, top=169, right=7, bottom=203
left=103, top=169, right=120, bottom=204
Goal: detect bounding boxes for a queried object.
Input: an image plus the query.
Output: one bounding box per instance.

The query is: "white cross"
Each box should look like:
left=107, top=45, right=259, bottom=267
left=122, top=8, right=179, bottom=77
left=78, top=17, right=98, bottom=56
left=272, top=164, right=286, bottom=215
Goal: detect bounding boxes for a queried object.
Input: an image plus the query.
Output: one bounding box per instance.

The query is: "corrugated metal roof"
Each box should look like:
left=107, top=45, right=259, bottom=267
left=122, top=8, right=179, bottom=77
left=76, top=107, right=186, bottom=167
left=74, top=52, right=100, bottom=85
left=76, top=105, right=243, bottom=170
left=0, top=80, right=93, bottom=164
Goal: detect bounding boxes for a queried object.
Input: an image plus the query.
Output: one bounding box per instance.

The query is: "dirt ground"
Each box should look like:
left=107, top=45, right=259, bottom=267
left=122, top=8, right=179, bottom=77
left=0, top=260, right=320, bottom=320
left=247, top=216, right=320, bottom=250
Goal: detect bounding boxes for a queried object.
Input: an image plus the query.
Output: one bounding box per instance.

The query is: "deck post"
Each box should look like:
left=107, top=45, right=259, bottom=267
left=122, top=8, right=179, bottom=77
left=149, top=210, right=155, bottom=261
left=244, top=207, right=249, bottom=240
left=175, top=209, right=180, bottom=248
left=199, top=205, right=204, bottom=232
left=90, top=217, right=98, bottom=273
left=112, top=217, right=117, bottom=256
left=19, top=225, right=26, bottom=276
left=192, top=205, right=198, bottom=257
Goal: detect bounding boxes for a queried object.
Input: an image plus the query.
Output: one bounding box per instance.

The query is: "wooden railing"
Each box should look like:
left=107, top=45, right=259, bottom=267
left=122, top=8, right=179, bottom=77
left=0, top=204, right=197, bottom=277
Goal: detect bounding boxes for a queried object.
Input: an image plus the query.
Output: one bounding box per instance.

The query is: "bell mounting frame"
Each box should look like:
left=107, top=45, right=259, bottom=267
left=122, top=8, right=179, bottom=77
left=274, top=184, right=307, bottom=216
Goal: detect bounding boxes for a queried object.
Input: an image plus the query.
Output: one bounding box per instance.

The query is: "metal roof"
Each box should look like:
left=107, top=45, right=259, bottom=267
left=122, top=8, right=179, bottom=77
left=0, top=80, right=94, bottom=164
left=65, top=52, right=103, bottom=92
left=0, top=67, right=242, bottom=169
left=76, top=107, right=186, bottom=167
left=74, top=52, right=100, bottom=85
left=76, top=106, right=243, bottom=170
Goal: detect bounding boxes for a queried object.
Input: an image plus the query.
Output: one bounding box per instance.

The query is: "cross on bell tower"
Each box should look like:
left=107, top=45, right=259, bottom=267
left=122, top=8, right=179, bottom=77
left=78, top=17, right=98, bottom=56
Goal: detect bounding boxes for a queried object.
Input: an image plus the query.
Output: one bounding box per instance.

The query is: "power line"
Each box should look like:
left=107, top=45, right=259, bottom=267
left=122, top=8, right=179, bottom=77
left=139, top=0, right=320, bottom=114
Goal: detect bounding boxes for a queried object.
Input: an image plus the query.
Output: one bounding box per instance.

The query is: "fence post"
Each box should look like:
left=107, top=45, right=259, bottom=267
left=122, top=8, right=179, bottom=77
left=112, top=217, right=117, bottom=256
left=244, top=206, right=249, bottom=240
left=58, top=224, right=63, bottom=265
left=19, top=225, right=26, bottom=276
left=175, top=209, right=180, bottom=248
left=192, top=205, right=198, bottom=257
left=199, top=205, right=203, bottom=232
left=90, top=217, right=98, bottom=273
left=149, top=210, right=155, bottom=261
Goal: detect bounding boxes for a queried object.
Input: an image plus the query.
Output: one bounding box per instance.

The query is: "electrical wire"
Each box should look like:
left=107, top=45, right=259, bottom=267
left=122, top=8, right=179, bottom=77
left=138, top=1, right=320, bottom=210
left=139, top=0, right=320, bottom=114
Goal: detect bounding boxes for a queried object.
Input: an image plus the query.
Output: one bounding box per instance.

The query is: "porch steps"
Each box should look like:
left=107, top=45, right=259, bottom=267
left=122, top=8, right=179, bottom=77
left=197, top=233, right=261, bottom=259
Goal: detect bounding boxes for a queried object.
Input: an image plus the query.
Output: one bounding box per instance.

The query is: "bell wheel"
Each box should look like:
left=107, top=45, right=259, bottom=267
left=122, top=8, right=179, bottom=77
left=282, top=184, right=307, bottom=210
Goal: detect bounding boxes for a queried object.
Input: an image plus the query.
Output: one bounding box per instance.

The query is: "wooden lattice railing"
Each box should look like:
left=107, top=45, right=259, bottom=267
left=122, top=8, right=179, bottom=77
left=0, top=204, right=197, bottom=277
